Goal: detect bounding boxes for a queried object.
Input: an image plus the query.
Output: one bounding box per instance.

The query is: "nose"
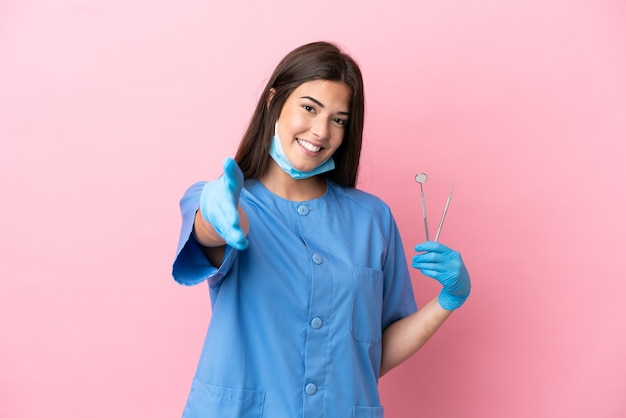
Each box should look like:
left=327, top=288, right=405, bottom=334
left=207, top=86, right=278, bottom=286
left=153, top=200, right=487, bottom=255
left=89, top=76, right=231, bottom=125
left=311, top=118, right=330, bottom=140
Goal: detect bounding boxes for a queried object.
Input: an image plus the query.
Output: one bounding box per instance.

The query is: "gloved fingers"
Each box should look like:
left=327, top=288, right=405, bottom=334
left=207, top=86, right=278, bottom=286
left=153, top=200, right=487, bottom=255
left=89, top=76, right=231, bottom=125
left=230, top=236, right=249, bottom=250
left=412, top=250, right=462, bottom=267
left=204, top=200, right=249, bottom=250
left=199, top=158, right=248, bottom=250
left=414, top=242, right=471, bottom=310
left=413, top=267, right=442, bottom=280
left=412, top=242, right=467, bottom=287
left=412, top=251, right=449, bottom=264
left=216, top=224, right=249, bottom=250
left=199, top=180, right=236, bottom=220
left=412, top=262, right=463, bottom=281
left=414, top=241, right=451, bottom=254
left=414, top=242, right=463, bottom=265
left=222, top=157, right=244, bottom=193
left=411, top=258, right=461, bottom=273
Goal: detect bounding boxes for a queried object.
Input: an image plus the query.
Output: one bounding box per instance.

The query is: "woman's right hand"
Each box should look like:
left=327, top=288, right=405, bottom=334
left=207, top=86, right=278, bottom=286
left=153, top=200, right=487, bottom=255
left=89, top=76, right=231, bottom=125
left=198, top=157, right=249, bottom=250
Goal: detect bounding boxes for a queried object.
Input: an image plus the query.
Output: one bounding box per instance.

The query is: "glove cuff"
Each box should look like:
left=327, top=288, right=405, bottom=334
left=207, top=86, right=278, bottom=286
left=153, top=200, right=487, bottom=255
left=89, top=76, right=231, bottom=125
left=438, top=290, right=469, bottom=311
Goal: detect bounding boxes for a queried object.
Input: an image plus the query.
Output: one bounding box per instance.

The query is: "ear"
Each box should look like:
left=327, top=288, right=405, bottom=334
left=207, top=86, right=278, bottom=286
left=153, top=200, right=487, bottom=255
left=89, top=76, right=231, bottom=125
left=266, top=88, right=276, bottom=109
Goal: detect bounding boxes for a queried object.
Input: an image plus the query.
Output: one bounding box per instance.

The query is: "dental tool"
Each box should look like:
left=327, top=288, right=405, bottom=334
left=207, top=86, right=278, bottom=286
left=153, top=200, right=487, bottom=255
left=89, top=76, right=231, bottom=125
left=414, top=173, right=429, bottom=241
left=434, top=180, right=455, bottom=242
left=415, top=174, right=456, bottom=242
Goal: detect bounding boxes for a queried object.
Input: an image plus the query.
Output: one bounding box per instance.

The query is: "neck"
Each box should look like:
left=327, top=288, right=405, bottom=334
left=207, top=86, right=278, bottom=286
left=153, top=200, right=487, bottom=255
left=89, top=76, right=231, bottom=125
left=260, top=161, right=327, bottom=201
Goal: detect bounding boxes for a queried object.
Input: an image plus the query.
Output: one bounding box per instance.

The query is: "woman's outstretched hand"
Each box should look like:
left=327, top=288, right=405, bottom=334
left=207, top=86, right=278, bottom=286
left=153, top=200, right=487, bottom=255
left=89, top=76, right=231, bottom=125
left=412, top=242, right=471, bottom=310
left=199, top=157, right=249, bottom=250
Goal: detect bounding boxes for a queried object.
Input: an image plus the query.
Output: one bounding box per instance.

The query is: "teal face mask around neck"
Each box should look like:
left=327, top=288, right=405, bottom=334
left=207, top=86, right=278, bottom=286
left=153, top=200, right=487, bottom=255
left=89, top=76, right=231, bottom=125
left=268, top=124, right=335, bottom=179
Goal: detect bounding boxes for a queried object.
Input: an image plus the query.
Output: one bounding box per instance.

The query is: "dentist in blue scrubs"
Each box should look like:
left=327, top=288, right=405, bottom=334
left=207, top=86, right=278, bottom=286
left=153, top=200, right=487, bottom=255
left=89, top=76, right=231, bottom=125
left=172, top=41, right=471, bottom=418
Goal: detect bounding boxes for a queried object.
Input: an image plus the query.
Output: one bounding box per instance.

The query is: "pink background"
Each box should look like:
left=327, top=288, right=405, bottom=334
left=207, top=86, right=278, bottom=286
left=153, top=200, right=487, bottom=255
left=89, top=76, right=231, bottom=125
left=2, top=0, right=625, bottom=417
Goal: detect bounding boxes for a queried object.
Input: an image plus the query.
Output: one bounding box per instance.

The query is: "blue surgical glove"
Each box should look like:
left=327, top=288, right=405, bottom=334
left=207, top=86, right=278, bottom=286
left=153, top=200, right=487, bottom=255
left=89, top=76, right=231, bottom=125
left=412, top=241, right=471, bottom=310
left=199, top=157, right=249, bottom=250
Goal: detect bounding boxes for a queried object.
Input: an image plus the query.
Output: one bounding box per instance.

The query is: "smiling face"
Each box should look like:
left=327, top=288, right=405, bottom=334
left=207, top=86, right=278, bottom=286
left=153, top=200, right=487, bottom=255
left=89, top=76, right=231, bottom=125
left=275, top=80, right=352, bottom=174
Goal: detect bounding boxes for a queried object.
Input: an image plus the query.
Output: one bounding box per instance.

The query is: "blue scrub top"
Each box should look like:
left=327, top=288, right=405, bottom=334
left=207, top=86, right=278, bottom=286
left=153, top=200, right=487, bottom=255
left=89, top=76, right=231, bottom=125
left=173, top=179, right=417, bottom=418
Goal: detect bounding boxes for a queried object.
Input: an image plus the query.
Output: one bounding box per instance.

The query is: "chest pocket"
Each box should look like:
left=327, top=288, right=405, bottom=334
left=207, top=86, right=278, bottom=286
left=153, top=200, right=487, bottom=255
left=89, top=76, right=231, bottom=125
left=183, top=379, right=265, bottom=418
left=351, top=267, right=384, bottom=343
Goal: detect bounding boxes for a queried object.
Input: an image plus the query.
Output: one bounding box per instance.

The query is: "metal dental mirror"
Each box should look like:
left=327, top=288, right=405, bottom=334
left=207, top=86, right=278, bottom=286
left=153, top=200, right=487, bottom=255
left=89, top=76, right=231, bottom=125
left=415, top=173, right=456, bottom=242
left=414, top=173, right=430, bottom=241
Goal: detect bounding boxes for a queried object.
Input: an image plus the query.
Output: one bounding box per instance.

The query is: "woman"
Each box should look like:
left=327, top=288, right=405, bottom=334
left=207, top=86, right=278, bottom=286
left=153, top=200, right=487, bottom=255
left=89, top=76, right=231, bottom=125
left=173, top=41, right=470, bottom=418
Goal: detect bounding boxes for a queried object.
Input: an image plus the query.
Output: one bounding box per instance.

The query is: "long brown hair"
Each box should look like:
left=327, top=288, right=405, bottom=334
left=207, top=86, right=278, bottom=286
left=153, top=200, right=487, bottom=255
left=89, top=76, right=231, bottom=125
left=234, top=41, right=365, bottom=188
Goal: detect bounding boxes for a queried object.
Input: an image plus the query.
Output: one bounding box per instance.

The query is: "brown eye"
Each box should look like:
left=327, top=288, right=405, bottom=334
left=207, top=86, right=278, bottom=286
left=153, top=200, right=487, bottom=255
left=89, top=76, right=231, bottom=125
left=333, top=118, right=347, bottom=127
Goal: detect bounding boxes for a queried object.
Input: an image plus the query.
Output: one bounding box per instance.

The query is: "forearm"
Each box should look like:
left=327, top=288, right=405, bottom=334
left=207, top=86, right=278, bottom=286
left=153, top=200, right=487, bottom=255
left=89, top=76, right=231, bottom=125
left=380, top=297, right=452, bottom=377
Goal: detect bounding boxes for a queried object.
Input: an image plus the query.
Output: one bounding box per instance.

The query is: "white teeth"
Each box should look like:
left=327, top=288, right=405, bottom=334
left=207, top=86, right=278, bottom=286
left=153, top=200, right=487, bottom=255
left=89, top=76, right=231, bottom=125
left=297, top=139, right=321, bottom=152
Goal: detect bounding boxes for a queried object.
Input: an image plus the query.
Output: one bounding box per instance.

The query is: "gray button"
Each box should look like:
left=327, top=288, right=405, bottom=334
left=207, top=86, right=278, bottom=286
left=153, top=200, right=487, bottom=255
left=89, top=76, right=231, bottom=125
left=305, top=383, right=317, bottom=395
left=297, top=205, right=309, bottom=216
left=311, top=317, right=323, bottom=329
left=312, top=253, right=323, bottom=264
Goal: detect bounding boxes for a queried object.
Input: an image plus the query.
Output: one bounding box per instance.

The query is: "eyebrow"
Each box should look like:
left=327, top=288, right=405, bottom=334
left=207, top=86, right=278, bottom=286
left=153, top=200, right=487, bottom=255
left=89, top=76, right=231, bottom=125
left=300, top=96, right=350, bottom=116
